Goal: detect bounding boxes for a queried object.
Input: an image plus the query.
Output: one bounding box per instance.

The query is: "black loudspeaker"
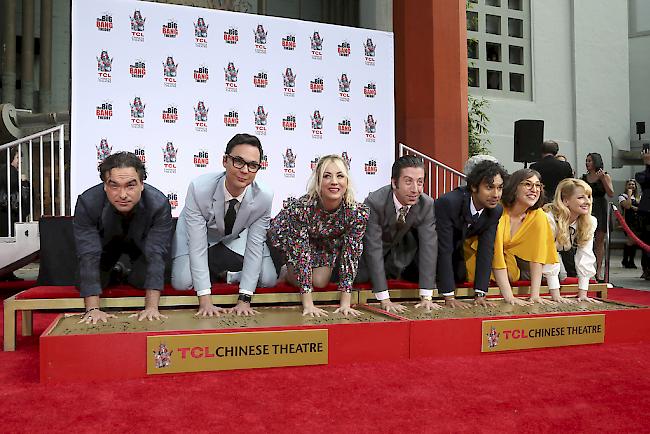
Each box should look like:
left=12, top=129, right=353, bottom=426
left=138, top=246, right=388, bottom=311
left=637, top=122, right=646, bottom=135
left=513, top=119, right=544, bottom=163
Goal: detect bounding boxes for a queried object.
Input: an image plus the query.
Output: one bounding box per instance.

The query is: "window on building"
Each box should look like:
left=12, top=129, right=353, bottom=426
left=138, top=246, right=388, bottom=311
left=466, top=0, right=531, bottom=99
left=508, top=0, right=523, bottom=11
left=468, top=68, right=480, bottom=87
left=508, top=18, right=523, bottom=38
left=468, top=39, right=479, bottom=59
left=510, top=73, right=524, bottom=92
left=467, top=11, right=479, bottom=31
left=487, top=70, right=502, bottom=90
left=485, top=14, right=501, bottom=34
left=509, top=45, right=523, bottom=65
left=486, top=42, right=501, bottom=62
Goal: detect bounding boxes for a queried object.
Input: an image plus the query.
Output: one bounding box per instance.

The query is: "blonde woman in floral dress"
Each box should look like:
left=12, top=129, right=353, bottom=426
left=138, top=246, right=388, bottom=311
left=268, top=155, right=369, bottom=317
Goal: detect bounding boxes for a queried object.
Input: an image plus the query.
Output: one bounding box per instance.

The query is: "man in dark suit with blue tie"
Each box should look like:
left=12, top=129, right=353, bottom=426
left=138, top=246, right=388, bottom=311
left=435, top=160, right=508, bottom=308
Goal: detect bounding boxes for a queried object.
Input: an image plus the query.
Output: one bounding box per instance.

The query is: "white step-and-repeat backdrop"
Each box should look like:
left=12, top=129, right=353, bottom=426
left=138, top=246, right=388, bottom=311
left=71, top=0, right=394, bottom=215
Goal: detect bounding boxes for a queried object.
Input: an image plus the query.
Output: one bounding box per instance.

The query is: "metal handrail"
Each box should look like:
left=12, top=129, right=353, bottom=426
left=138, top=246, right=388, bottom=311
left=398, top=143, right=466, bottom=199
left=0, top=125, right=66, bottom=236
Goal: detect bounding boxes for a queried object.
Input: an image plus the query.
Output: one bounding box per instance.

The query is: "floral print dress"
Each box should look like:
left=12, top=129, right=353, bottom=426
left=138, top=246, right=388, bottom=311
left=268, top=195, right=369, bottom=293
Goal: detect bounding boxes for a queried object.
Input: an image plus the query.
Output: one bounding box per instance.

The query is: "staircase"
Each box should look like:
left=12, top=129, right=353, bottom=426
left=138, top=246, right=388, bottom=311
left=0, top=125, right=66, bottom=273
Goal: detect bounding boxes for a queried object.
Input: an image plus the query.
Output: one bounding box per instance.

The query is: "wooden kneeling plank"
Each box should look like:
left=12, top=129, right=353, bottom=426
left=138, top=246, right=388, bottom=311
left=3, top=284, right=607, bottom=352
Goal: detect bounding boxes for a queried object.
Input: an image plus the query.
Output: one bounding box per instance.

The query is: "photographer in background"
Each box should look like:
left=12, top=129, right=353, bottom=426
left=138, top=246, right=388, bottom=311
left=635, top=146, right=650, bottom=279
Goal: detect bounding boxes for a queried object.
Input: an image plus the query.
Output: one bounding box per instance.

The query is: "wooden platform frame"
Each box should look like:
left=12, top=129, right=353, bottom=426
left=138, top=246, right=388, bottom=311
left=4, top=283, right=607, bottom=351
left=357, top=283, right=608, bottom=304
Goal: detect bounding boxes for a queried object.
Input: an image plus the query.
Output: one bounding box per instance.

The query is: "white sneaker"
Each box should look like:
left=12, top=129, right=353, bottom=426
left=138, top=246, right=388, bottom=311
left=226, top=271, right=242, bottom=284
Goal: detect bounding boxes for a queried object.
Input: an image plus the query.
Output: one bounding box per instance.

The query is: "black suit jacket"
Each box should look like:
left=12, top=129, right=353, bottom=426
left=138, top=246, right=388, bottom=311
left=435, top=186, right=502, bottom=293
left=360, top=185, right=436, bottom=292
left=530, top=155, right=573, bottom=202
left=635, top=165, right=650, bottom=212
left=73, top=183, right=173, bottom=297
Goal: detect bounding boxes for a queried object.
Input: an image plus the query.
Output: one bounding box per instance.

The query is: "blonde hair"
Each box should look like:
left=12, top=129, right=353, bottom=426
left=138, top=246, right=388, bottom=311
left=306, top=154, right=356, bottom=206
left=543, top=178, right=593, bottom=250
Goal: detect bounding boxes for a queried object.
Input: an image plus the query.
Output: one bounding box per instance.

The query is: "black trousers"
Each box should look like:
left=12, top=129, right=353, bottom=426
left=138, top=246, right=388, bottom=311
left=207, top=242, right=244, bottom=282
left=97, top=243, right=148, bottom=289
left=639, top=212, right=650, bottom=272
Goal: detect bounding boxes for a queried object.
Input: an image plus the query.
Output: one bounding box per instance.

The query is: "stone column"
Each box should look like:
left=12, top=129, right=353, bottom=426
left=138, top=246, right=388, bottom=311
left=393, top=0, right=468, bottom=170
left=39, top=0, right=52, bottom=112
left=1, top=0, right=17, bottom=104
left=21, top=0, right=35, bottom=109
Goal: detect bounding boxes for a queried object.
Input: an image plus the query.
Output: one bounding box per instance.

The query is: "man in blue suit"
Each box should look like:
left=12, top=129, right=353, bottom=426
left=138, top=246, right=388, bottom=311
left=435, top=160, right=507, bottom=308
left=171, top=134, right=276, bottom=316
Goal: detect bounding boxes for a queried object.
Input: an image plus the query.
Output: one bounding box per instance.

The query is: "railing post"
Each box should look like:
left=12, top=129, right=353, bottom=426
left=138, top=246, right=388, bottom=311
left=39, top=136, right=44, bottom=217
left=28, top=139, right=33, bottom=221
left=58, top=125, right=66, bottom=216
left=605, top=202, right=612, bottom=284
left=50, top=132, right=54, bottom=215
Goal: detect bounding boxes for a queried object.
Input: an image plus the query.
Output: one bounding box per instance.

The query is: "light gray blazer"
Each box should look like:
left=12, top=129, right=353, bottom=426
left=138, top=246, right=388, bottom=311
left=171, top=172, right=273, bottom=293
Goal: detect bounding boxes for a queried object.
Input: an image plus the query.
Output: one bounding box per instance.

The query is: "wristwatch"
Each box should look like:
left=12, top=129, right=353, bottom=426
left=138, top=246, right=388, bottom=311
left=237, top=293, right=252, bottom=304
left=420, top=295, right=432, bottom=301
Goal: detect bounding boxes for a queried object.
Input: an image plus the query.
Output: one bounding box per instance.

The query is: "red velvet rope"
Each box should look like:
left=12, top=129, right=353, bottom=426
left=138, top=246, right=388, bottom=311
left=612, top=206, right=650, bottom=253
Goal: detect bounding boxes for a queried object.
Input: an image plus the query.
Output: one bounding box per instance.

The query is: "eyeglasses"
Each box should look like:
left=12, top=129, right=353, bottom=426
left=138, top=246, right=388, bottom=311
left=227, top=154, right=261, bottom=173
left=519, top=180, right=543, bottom=191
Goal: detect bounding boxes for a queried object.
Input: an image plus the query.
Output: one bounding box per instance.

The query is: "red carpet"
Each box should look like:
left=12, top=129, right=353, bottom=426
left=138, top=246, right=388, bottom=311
left=2, top=289, right=650, bottom=433
left=606, top=287, right=650, bottom=305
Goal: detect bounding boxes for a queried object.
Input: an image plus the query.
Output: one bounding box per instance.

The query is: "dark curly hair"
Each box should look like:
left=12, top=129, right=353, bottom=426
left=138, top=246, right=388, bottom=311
left=466, top=160, right=508, bottom=191
left=586, top=152, right=604, bottom=171
left=501, top=168, right=544, bottom=210
left=99, top=152, right=147, bottom=182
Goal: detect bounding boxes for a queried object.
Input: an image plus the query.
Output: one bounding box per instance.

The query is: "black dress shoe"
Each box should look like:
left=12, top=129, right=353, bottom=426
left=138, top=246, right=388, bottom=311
left=0, top=272, right=23, bottom=282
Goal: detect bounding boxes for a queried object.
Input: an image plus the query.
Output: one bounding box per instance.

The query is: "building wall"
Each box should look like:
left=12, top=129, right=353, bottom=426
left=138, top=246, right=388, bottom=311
left=478, top=0, right=632, bottom=183
left=51, top=0, right=71, bottom=112
left=629, top=0, right=650, bottom=148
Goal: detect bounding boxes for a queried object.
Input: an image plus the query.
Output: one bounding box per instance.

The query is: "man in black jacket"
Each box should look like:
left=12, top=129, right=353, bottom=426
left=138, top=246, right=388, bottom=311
left=435, top=160, right=507, bottom=308
left=73, top=152, right=173, bottom=324
left=635, top=150, right=650, bottom=278
left=530, top=140, right=573, bottom=203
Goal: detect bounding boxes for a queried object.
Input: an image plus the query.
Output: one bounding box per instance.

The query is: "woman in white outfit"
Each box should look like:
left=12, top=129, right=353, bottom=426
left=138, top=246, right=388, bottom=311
left=542, top=178, right=603, bottom=304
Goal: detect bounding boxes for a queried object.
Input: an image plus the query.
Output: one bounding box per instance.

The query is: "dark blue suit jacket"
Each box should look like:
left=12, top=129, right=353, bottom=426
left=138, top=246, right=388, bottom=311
left=435, top=186, right=502, bottom=293
left=73, top=183, right=172, bottom=297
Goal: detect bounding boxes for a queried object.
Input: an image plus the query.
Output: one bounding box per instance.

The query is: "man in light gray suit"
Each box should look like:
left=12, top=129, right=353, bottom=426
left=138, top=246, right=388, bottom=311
left=171, top=133, right=276, bottom=316
left=356, top=155, right=439, bottom=313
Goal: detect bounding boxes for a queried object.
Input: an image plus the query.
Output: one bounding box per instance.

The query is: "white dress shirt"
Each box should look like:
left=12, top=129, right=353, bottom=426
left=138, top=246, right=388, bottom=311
left=375, top=193, right=430, bottom=301
left=392, top=193, right=410, bottom=219
left=224, top=183, right=247, bottom=213
left=542, top=211, right=597, bottom=291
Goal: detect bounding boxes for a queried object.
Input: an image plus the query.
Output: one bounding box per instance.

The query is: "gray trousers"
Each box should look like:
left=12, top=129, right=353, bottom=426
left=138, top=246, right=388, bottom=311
left=170, top=242, right=277, bottom=290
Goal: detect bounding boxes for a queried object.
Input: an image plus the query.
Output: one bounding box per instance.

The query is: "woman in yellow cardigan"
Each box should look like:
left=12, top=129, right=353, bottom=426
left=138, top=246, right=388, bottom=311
left=492, top=168, right=559, bottom=306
